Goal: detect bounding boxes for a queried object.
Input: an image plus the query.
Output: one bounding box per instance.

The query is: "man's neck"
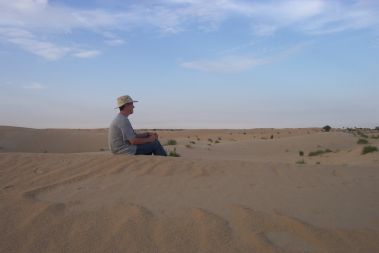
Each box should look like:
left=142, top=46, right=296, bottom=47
left=120, top=111, right=130, bottom=117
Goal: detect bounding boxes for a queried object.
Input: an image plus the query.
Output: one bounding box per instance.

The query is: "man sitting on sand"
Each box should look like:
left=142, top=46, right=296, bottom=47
left=108, top=95, right=167, bottom=156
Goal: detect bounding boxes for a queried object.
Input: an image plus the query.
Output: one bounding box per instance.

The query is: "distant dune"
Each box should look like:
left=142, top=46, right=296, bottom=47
left=1, top=126, right=379, bottom=252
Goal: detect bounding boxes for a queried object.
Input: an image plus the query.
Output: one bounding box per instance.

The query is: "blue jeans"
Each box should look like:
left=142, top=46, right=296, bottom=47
left=135, top=140, right=167, bottom=156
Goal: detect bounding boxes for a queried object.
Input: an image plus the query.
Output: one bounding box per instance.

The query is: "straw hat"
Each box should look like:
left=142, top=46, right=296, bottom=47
left=115, top=95, right=138, bottom=108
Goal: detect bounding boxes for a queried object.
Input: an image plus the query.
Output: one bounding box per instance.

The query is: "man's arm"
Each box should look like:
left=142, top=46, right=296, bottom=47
left=129, top=134, right=157, bottom=145
left=135, top=132, right=149, bottom=138
left=135, top=132, right=158, bottom=138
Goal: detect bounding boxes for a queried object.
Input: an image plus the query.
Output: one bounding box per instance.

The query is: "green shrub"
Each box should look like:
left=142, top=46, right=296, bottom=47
left=362, top=145, right=378, bottom=155
left=166, top=139, right=177, bottom=145
left=296, top=159, right=306, bottom=164
left=308, top=149, right=332, bottom=156
left=357, top=138, right=369, bottom=144
left=169, top=148, right=181, bottom=157
left=371, top=135, right=379, bottom=139
left=357, top=131, right=368, bottom=138
left=322, top=125, right=332, bottom=132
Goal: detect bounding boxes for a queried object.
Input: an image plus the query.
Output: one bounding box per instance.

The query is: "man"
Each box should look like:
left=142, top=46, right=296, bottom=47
left=108, top=95, right=167, bottom=156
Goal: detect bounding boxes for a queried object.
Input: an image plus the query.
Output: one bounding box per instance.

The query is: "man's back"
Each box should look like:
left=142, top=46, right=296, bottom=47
left=108, top=114, right=137, bottom=154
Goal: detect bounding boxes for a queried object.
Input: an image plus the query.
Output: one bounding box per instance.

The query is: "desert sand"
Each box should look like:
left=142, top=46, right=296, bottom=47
left=1, top=126, right=379, bottom=253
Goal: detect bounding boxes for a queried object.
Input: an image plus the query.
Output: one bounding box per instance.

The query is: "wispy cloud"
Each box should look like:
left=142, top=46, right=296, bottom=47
left=0, top=0, right=378, bottom=59
left=0, top=27, right=101, bottom=60
left=154, top=0, right=379, bottom=36
left=23, top=82, right=46, bottom=90
left=0, top=27, right=71, bottom=60
left=181, top=55, right=268, bottom=73
left=181, top=41, right=311, bottom=73
left=102, top=32, right=125, bottom=46
left=105, top=38, right=125, bottom=46
left=73, top=50, right=101, bottom=58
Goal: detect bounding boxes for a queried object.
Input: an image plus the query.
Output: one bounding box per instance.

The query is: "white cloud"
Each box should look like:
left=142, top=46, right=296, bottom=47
left=105, top=39, right=125, bottom=46
left=73, top=50, right=101, bottom=58
left=23, top=82, right=46, bottom=90
left=157, top=0, right=378, bottom=35
left=181, top=41, right=311, bottom=73
left=0, top=27, right=101, bottom=60
left=181, top=55, right=267, bottom=73
left=0, top=0, right=378, bottom=59
left=0, top=27, right=71, bottom=60
left=251, top=24, right=276, bottom=37
left=102, top=32, right=125, bottom=46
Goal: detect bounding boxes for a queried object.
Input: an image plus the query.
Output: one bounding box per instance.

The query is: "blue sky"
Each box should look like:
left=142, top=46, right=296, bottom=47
left=0, top=0, right=378, bottom=129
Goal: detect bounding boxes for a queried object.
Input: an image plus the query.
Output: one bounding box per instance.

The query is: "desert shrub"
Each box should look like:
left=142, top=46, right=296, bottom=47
left=308, top=149, right=332, bottom=156
left=215, top=140, right=220, bottom=143
left=208, top=138, right=213, bottom=142
left=169, top=148, right=180, bottom=157
left=370, top=135, right=379, bottom=139
left=322, top=125, right=332, bottom=132
left=218, top=137, right=222, bottom=140
left=296, top=159, right=306, bottom=164
left=190, top=141, right=196, bottom=144
left=362, top=145, right=378, bottom=155
left=270, top=135, right=274, bottom=139
left=166, top=139, right=177, bottom=145
left=185, top=144, right=192, bottom=148
left=357, top=131, right=369, bottom=138
left=357, top=138, right=369, bottom=144
left=299, top=151, right=304, bottom=156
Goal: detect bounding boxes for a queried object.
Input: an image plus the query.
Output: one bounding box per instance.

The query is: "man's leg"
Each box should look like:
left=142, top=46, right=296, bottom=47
left=152, top=140, right=167, bottom=156
left=135, top=140, right=167, bottom=156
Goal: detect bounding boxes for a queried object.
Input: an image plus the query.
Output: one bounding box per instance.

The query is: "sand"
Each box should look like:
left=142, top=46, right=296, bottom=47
left=1, top=126, right=379, bottom=252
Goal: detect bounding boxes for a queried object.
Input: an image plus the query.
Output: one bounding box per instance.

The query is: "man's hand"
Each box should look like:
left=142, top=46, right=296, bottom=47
left=149, top=133, right=158, bottom=141
left=148, top=132, right=158, bottom=138
left=130, top=132, right=157, bottom=145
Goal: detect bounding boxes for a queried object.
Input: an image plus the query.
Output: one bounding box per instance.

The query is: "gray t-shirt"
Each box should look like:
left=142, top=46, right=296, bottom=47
left=108, top=114, right=137, bottom=154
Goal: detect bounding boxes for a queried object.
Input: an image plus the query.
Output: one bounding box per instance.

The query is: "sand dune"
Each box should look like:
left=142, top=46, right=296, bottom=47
left=1, top=127, right=379, bottom=252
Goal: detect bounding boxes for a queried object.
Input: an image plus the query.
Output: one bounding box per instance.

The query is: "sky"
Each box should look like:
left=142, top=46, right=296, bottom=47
left=0, top=0, right=378, bottom=129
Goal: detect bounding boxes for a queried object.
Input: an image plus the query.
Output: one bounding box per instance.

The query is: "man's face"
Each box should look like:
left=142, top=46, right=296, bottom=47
left=125, top=102, right=134, bottom=114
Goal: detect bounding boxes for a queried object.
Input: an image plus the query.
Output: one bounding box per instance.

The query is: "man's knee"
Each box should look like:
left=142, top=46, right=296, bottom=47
left=153, top=139, right=161, bottom=146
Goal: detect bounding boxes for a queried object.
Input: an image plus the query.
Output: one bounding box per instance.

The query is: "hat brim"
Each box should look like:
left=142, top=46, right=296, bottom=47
left=115, top=100, right=138, bottom=109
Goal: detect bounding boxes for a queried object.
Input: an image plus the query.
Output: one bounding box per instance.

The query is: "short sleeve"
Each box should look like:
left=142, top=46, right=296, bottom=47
left=119, top=118, right=136, bottom=142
